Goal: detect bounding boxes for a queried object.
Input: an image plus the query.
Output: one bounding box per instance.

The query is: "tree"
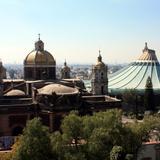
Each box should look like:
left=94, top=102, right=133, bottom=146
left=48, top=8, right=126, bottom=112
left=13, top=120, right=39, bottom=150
left=61, top=111, right=83, bottom=150
left=122, top=89, right=137, bottom=106
left=63, top=152, right=86, bottom=160
left=60, top=109, right=145, bottom=160
left=12, top=118, right=53, bottom=160
left=125, top=154, right=134, bottom=160
left=144, top=76, right=155, bottom=111
left=50, top=131, right=65, bottom=160
left=82, top=110, right=127, bottom=160
left=110, top=146, right=125, bottom=160
left=53, top=110, right=160, bottom=160
left=125, top=114, right=160, bottom=159
left=121, top=89, right=140, bottom=115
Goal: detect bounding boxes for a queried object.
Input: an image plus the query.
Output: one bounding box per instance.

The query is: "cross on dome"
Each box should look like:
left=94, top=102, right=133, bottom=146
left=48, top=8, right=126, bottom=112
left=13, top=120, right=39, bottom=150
left=98, top=50, right=102, bottom=62
left=38, top=33, right=41, bottom=40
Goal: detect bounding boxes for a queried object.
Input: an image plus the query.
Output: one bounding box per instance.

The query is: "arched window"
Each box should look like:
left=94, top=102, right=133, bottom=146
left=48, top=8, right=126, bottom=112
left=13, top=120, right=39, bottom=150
left=101, top=72, right=104, bottom=79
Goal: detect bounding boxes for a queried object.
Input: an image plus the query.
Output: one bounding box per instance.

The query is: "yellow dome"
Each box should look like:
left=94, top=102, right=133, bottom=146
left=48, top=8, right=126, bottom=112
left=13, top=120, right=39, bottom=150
left=24, top=50, right=56, bottom=65
left=24, top=37, right=56, bottom=65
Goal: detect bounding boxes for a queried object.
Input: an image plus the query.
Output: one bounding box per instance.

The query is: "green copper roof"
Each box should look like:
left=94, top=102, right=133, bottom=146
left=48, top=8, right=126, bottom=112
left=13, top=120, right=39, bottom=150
left=108, top=43, right=160, bottom=94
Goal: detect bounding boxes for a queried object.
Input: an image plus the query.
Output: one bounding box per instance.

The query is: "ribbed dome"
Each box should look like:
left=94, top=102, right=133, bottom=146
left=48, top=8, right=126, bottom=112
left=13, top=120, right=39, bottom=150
left=24, top=50, right=56, bottom=65
left=137, top=42, right=158, bottom=62
left=5, top=89, right=25, bottom=96
left=38, top=84, right=79, bottom=95
left=108, top=43, right=160, bottom=94
left=24, top=37, right=56, bottom=65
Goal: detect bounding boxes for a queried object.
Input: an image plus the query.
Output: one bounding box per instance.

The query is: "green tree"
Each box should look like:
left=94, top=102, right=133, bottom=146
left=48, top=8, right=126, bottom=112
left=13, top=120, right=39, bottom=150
left=122, top=89, right=137, bottom=105
left=121, top=89, right=141, bottom=115
left=64, top=152, right=86, bottom=160
left=125, top=115, right=160, bottom=159
left=61, top=111, right=83, bottom=150
left=144, top=76, right=155, bottom=111
left=50, top=110, right=160, bottom=160
left=110, top=146, right=125, bottom=160
left=125, top=154, right=134, bottom=160
left=12, top=118, right=53, bottom=160
left=83, top=110, right=127, bottom=160
left=50, top=131, right=65, bottom=160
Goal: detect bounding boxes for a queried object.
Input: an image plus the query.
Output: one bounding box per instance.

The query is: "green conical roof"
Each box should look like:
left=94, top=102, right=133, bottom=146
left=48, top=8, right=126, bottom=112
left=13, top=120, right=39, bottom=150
left=108, top=43, right=160, bottom=94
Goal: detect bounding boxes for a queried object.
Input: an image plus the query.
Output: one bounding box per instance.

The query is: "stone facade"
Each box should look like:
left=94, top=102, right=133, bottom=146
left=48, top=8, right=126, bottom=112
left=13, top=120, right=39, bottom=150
left=61, top=61, right=71, bottom=79
left=91, top=52, right=108, bottom=95
left=0, top=39, right=121, bottom=150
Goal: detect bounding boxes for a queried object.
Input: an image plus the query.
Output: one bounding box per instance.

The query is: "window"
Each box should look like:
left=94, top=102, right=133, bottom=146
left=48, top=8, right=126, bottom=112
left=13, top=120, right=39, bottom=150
left=101, top=72, right=103, bottom=79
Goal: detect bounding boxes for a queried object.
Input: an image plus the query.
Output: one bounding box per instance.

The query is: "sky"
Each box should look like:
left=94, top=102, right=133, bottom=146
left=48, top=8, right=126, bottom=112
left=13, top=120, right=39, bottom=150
left=0, top=0, right=160, bottom=64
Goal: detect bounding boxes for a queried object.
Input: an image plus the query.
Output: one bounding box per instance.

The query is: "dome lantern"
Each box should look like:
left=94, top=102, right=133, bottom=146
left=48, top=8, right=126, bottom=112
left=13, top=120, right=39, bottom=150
left=97, top=50, right=102, bottom=62
left=35, top=34, right=44, bottom=51
left=143, top=42, right=148, bottom=52
left=64, top=59, right=67, bottom=67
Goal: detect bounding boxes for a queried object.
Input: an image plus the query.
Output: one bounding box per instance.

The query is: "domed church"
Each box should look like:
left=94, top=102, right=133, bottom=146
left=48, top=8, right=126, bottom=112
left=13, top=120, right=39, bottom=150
left=24, top=35, right=56, bottom=80
left=0, top=37, right=120, bottom=148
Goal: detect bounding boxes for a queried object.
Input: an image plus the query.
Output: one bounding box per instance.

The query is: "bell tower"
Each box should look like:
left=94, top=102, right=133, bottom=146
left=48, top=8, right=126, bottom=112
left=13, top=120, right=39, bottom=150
left=91, top=51, right=108, bottom=95
left=61, top=60, right=71, bottom=79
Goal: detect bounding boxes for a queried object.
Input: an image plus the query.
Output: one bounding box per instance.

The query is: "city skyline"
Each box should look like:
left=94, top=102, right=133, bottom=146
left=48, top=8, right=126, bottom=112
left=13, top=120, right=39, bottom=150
left=0, top=0, right=160, bottom=64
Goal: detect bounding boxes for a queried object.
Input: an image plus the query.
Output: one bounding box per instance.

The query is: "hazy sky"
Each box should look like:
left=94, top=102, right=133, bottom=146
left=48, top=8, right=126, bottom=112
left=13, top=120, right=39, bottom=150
left=0, top=0, right=160, bottom=64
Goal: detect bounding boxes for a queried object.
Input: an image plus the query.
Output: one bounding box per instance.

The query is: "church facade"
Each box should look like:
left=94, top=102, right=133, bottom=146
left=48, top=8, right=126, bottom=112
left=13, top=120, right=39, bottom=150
left=0, top=37, right=120, bottom=150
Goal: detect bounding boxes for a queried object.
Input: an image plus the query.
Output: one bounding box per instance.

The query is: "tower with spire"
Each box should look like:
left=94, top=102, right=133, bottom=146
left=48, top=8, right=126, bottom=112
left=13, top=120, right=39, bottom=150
left=61, top=60, right=71, bottom=79
left=91, top=51, right=108, bottom=95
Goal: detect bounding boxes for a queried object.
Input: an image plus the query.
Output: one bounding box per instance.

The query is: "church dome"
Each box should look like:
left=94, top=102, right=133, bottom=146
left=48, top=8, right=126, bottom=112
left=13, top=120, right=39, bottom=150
left=24, top=50, right=56, bottom=65
left=38, top=83, right=79, bottom=95
left=5, top=89, right=25, bottom=96
left=95, top=61, right=105, bottom=68
left=24, top=36, right=56, bottom=65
